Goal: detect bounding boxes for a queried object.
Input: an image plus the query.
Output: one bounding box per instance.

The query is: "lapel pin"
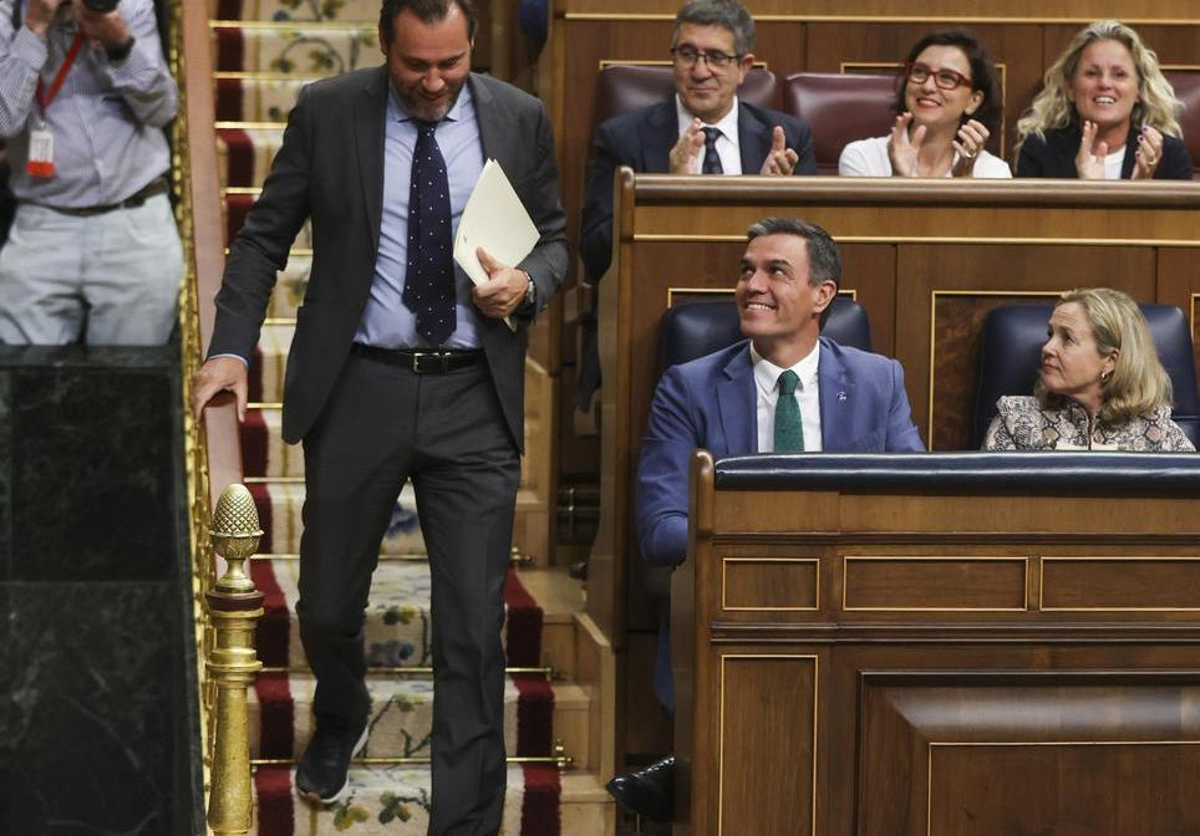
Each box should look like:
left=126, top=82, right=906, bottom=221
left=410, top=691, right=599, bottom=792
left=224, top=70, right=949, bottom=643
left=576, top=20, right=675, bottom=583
left=837, top=391, right=847, bottom=402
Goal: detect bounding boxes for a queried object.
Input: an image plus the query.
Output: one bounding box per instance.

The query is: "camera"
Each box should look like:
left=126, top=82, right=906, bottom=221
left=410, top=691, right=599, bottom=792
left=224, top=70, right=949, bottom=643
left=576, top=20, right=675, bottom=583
left=81, top=0, right=119, bottom=11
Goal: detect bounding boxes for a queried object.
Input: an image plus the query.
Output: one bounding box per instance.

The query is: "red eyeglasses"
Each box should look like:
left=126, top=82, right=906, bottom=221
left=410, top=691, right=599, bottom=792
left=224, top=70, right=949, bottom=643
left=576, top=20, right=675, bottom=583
left=904, top=61, right=973, bottom=91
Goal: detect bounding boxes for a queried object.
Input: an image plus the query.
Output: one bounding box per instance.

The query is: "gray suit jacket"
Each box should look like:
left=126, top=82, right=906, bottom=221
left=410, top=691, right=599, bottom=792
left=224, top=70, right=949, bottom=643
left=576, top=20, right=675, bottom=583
left=209, top=68, right=569, bottom=447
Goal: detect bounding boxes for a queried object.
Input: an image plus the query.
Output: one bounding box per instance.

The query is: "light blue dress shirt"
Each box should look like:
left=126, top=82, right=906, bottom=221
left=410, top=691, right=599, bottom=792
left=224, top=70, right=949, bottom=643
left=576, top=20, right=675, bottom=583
left=0, top=0, right=177, bottom=208
left=353, top=82, right=486, bottom=350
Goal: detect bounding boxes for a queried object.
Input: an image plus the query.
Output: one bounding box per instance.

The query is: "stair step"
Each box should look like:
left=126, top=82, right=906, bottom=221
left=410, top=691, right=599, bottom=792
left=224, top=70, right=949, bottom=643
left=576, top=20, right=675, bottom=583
left=247, top=479, right=423, bottom=555
left=212, top=23, right=381, bottom=76
left=252, top=764, right=547, bottom=835
left=250, top=560, right=548, bottom=670
left=209, top=0, right=380, bottom=24
left=218, top=125, right=283, bottom=189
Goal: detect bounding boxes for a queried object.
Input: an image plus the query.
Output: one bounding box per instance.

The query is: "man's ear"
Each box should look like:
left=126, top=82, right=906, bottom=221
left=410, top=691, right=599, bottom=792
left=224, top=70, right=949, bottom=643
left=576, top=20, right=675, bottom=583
left=737, top=51, right=754, bottom=83
left=813, top=279, right=837, bottom=316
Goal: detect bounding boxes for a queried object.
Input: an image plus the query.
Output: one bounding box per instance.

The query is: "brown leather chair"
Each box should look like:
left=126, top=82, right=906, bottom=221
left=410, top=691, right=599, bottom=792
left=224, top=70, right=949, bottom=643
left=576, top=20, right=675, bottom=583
left=590, top=64, right=777, bottom=134
left=1165, top=70, right=1200, bottom=180
left=780, top=72, right=899, bottom=174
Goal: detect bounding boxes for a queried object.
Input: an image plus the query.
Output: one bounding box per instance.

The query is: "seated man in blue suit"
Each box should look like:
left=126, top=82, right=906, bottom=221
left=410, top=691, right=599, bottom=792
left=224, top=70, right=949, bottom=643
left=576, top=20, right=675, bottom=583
left=576, top=0, right=817, bottom=410
left=607, top=216, right=925, bottom=820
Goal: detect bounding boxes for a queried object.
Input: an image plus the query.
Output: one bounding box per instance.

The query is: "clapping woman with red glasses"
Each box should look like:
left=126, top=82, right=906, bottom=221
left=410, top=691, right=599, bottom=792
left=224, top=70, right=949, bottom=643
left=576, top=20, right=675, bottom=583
left=839, top=30, right=1011, bottom=178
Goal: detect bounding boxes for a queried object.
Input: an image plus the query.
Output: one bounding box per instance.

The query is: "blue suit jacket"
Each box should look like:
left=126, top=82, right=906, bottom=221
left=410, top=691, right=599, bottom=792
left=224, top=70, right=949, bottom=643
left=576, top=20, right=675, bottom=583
left=636, top=337, right=925, bottom=706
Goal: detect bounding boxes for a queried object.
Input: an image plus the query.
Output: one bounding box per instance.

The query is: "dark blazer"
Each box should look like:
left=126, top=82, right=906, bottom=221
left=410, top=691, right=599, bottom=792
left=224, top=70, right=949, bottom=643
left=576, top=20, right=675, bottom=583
left=578, top=99, right=817, bottom=284
left=1016, top=125, right=1194, bottom=180
left=636, top=337, right=924, bottom=707
left=209, top=68, right=569, bottom=447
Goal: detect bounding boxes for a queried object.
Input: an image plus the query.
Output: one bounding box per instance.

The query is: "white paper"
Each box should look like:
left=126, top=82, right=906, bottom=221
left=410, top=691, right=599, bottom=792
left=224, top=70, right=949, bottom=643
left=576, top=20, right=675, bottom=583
left=454, top=159, right=540, bottom=331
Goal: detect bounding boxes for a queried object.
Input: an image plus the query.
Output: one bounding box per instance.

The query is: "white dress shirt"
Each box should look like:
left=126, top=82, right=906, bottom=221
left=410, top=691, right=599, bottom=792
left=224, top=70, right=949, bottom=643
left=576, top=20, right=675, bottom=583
left=675, top=95, right=742, bottom=174
left=750, top=341, right=822, bottom=452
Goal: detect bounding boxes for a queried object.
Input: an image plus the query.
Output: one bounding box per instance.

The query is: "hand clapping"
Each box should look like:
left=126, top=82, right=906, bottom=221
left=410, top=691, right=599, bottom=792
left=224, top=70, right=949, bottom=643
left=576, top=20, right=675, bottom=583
left=1132, top=124, right=1163, bottom=180
left=1074, top=120, right=1110, bottom=179
left=759, top=126, right=799, bottom=175
left=887, top=112, right=927, bottom=177
left=951, top=119, right=989, bottom=177
left=669, top=118, right=707, bottom=174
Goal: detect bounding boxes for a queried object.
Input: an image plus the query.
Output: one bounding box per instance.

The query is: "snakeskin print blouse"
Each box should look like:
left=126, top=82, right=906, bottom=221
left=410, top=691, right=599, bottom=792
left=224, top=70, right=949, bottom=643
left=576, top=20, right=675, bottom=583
left=983, top=395, right=1195, bottom=452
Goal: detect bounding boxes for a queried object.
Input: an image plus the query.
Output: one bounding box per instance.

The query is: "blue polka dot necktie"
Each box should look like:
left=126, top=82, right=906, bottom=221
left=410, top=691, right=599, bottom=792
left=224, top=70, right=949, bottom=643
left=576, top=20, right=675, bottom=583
left=402, top=120, right=456, bottom=346
left=774, top=369, right=805, bottom=452
left=701, top=126, right=724, bottom=174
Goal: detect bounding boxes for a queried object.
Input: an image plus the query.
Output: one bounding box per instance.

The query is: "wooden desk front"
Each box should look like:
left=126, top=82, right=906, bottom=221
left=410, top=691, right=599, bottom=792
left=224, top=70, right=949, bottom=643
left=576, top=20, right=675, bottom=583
left=674, top=451, right=1200, bottom=834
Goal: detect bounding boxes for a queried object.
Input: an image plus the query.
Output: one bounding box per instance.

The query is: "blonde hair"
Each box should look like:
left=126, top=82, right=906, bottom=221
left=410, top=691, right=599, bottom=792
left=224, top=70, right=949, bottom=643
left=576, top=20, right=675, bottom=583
left=1035, top=287, right=1174, bottom=425
left=1015, top=20, right=1182, bottom=157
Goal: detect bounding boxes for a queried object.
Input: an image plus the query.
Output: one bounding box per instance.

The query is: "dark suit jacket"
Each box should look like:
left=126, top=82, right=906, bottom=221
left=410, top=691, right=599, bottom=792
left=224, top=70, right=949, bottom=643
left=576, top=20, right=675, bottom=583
left=636, top=337, right=925, bottom=707
left=578, top=99, right=817, bottom=284
left=1016, top=125, right=1194, bottom=180
left=209, top=68, right=569, bottom=447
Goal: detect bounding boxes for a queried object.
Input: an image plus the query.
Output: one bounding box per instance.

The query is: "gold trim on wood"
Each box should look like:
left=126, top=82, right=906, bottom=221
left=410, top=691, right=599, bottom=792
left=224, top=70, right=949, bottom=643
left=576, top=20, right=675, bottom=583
left=635, top=234, right=1200, bottom=247
left=213, top=71, right=328, bottom=81
left=1039, top=555, right=1200, bottom=612
left=598, top=58, right=769, bottom=71
left=216, top=121, right=286, bottom=131
left=222, top=186, right=261, bottom=196
left=841, top=555, right=1030, bottom=612
left=209, top=19, right=376, bottom=31
left=563, top=13, right=1200, bottom=25
left=927, top=289, right=1062, bottom=450
left=721, top=557, right=820, bottom=612
left=666, top=286, right=855, bottom=307
left=718, top=654, right=819, bottom=836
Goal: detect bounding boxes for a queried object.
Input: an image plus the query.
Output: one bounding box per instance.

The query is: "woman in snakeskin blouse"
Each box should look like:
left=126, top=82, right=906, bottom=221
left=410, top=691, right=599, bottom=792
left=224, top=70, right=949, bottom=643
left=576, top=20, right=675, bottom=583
left=983, top=287, right=1194, bottom=451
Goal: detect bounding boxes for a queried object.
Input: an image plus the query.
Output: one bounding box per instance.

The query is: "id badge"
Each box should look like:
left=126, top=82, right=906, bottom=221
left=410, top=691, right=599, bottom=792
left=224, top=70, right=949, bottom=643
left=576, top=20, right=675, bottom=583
left=27, top=125, right=54, bottom=178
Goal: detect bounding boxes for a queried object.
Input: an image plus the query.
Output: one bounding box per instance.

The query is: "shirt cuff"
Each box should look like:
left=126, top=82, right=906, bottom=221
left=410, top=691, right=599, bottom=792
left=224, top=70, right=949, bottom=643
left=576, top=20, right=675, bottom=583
left=12, top=26, right=48, bottom=72
left=208, top=353, right=249, bottom=368
left=102, top=37, right=154, bottom=82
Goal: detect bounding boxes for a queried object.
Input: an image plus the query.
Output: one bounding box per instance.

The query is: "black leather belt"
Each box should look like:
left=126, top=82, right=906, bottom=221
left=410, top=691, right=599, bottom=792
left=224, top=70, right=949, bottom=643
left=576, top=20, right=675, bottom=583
left=351, top=343, right=483, bottom=374
left=36, top=177, right=170, bottom=217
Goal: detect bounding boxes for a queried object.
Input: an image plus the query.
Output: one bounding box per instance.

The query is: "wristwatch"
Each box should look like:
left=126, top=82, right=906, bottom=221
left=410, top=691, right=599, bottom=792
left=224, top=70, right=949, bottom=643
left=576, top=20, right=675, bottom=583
left=522, top=270, right=537, bottom=309
left=105, top=36, right=136, bottom=63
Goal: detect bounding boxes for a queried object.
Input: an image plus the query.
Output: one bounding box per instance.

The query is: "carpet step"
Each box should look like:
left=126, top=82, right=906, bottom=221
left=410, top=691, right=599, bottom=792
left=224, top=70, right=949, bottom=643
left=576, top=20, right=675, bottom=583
left=251, top=561, right=582, bottom=679
left=248, top=674, right=592, bottom=767
left=219, top=125, right=283, bottom=189
left=252, top=764, right=553, bottom=835
left=253, top=558, right=534, bottom=671
left=212, top=23, right=381, bottom=76
left=210, top=0, right=379, bottom=24
left=247, top=480, right=424, bottom=555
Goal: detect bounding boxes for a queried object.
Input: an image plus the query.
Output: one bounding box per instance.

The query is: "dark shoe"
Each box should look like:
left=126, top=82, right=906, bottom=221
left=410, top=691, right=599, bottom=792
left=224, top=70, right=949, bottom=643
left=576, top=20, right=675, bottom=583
left=605, top=754, right=674, bottom=822
left=295, top=719, right=369, bottom=805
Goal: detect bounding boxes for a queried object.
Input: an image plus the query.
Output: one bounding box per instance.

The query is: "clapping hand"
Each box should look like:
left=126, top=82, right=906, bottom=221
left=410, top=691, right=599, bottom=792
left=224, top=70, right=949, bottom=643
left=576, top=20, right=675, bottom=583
left=759, top=126, right=799, bottom=175
left=1074, top=120, right=1109, bottom=180
left=887, top=112, right=927, bottom=177
left=1132, top=124, right=1163, bottom=180
left=951, top=119, right=989, bottom=178
left=669, top=118, right=706, bottom=174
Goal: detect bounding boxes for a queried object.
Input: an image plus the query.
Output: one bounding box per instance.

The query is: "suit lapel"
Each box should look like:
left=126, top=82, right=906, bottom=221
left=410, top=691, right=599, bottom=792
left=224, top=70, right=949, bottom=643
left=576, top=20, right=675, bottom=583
left=817, top=339, right=855, bottom=450
left=716, top=346, right=757, bottom=454
left=470, top=74, right=502, bottom=165
left=356, top=67, right=388, bottom=253
left=737, top=103, right=771, bottom=174
left=642, top=101, right=676, bottom=172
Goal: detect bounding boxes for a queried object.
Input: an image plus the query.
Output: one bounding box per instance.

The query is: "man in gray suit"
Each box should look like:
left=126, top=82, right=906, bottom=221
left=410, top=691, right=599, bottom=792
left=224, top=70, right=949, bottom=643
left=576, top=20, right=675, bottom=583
left=191, top=0, right=568, bottom=831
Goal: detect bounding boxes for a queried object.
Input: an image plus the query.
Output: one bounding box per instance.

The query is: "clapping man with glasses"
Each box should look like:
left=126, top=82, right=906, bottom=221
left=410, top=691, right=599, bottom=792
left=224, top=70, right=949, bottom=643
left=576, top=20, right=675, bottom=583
left=575, top=0, right=815, bottom=411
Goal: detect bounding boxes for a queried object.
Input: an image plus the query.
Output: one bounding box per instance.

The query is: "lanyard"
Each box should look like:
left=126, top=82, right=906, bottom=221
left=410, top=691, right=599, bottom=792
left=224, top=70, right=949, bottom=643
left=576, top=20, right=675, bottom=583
left=35, top=31, right=86, bottom=118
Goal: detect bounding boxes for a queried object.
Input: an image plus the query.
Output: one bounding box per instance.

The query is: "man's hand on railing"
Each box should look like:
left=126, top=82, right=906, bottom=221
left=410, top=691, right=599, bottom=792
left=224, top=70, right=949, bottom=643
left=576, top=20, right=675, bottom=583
left=192, top=356, right=248, bottom=421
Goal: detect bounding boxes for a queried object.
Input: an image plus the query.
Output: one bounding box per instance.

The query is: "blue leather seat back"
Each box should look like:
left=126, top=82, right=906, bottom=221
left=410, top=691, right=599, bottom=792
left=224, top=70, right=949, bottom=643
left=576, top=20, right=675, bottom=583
left=972, top=303, right=1200, bottom=448
left=656, top=296, right=871, bottom=375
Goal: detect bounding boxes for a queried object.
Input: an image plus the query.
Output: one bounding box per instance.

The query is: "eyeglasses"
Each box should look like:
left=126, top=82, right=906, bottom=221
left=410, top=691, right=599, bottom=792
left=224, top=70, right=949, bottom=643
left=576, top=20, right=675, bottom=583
left=670, top=45, right=741, bottom=70
left=904, top=61, right=972, bottom=91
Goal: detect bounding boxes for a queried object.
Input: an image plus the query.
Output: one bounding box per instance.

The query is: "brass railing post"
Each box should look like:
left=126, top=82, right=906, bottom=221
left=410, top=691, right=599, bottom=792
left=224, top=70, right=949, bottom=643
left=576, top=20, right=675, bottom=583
left=206, top=483, right=265, bottom=835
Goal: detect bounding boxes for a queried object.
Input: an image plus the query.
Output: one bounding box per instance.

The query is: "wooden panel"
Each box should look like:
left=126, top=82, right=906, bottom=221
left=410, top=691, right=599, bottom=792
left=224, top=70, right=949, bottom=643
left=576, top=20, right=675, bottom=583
left=722, top=558, right=819, bottom=611
left=559, top=0, right=1200, bottom=16
left=929, top=742, right=1200, bottom=835
left=894, top=244, right=1156, bottom=449
left=719, top=655, right=816, bottom=836
left=843, top=556, right=1027, bottom=611
left=1041, top=557, right=1200, bottom=611
left=858, top=673, right=1200, bottom=836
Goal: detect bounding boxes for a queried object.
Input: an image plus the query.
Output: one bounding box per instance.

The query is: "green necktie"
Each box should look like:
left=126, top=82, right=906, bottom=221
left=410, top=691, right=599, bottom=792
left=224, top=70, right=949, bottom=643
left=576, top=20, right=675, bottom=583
left=774, top=369, right=805, bottom=452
